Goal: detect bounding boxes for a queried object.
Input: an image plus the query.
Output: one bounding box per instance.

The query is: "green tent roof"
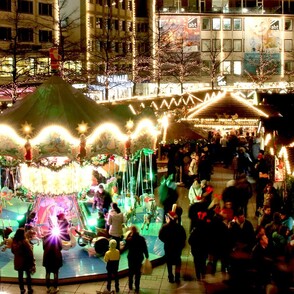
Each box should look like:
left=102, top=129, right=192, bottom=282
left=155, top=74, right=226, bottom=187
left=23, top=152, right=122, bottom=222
left=0, top=76, right=133, bottom=136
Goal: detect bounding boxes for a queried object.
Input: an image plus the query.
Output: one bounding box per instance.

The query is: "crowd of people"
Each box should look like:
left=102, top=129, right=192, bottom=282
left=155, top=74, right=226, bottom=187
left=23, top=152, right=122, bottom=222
left=160, top=137, right=294, bottom=293
left=7, top=131, right=294, bottom=293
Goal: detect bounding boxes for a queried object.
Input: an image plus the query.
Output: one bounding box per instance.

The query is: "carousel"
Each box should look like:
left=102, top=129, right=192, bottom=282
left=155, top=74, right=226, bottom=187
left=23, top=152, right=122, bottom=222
left=0, top=76, right=165, bottom=283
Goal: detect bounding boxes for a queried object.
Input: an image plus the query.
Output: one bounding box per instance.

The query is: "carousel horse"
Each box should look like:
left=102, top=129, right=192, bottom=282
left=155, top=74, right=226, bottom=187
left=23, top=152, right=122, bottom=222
left=48, top=214, right=77, bottom=250
left=0, top=226, right=13, bottom=251
left=60, top=226, right=77, bottom=250
left=124, top=206, right=136, bottom=226
left=141, top=194, right=158, bottom=230
left=0, top=187, right=13, bottom=208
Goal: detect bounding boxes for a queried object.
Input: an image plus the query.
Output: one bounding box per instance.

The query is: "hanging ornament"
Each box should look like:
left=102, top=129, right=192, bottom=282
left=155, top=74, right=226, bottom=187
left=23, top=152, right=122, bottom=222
left=125, top=138, right=131, bottom=160
left=24, top=140, right=32, bottom=164
left=78, top=134, right=87, bottom=163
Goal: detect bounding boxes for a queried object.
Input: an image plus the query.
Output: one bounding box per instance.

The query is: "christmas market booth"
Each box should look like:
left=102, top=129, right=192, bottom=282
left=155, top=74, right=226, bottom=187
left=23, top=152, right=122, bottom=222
left=181, top=91, right=270, bottom=137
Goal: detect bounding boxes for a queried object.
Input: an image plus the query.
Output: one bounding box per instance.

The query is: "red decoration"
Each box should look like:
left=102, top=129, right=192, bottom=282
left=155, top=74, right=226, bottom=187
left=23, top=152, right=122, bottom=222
left=78, top=134, right=86, bottom=162
left=24, top=141, right=32, bottom=162
left=125, top=139, right=131, bottom=159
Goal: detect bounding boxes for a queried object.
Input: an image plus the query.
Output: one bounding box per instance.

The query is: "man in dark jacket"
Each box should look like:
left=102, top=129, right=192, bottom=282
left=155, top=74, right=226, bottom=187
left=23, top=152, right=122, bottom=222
left=125, top=225, right=149, bottom=294
left=93, top=184, right=112, bottom=215
left=158, top=211, right=186, bottom=283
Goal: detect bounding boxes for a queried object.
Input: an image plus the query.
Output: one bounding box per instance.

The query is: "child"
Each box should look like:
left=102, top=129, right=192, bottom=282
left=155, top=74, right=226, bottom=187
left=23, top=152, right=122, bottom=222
left=97, top=211, right=106, bottom=229
left=104, top=239, right=120, bottom=292
left=232, top=153, right=239, bottom=179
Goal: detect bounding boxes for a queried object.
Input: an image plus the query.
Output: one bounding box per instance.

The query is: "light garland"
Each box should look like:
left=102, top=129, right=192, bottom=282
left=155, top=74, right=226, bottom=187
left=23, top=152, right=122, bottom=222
left=19, top=162, right=92, bottom=195
left=186, top=91, right=269, bottom=119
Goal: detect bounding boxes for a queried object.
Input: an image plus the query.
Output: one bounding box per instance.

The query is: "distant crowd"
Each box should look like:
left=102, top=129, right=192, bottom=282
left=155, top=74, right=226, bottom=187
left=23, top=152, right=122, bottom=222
left=160, top=129, right=294, bottom=294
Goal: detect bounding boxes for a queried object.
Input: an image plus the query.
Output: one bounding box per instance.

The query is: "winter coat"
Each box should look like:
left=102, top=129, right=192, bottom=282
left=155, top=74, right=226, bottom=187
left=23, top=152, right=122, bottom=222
left=96, top=191, right=112, bottom=211
left=11, top=239, right=34, bottom=271
left=125, top=232, right=149, bottom=265
left=42, top=234, right=63, bottom=273
left=159, top=220, right=186, bottom=261
left=188, top=219, right=209, bottom=256
left=107, top=210, right=125, bottom=237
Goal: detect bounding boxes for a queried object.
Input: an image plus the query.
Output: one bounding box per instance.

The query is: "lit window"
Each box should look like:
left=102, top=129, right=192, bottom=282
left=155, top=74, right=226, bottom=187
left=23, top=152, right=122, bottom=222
left=223, top=18, right=231, bottom=30
left=233, top=61, right=242, bottom=75
left=285, top=39, right=293, bottom=52
left=223, top=61, right=231, bottom=74
left=212, top=18, right=221, bottom=30
left=233, top=19, right=242, bottom=31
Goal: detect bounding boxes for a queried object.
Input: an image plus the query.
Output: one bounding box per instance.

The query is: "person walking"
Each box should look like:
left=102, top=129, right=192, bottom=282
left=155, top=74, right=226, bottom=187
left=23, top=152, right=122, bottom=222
left=188, top=178, right=203, bottom=205
left=159, top=174, right=179, bottom=223
left=11, top=228, right=35, bottom=294
left=107, top=202, right=125, bottom=250
left=158, top=211, right=186, bottom=283
left=188, top=152, right=199, bottom=187
left=104, top=239, right=120, bottom=293
left=42, top=231, right=63, bottom=294
left=188, top=212, right=209, bottom=280
left=234, top=173, right=253, bottom=217
left=125, top=225, right=149, bottom=293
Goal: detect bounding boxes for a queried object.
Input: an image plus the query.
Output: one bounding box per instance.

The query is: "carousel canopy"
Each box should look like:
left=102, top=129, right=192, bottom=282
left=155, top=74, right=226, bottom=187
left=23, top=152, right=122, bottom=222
left=0, top=76, right=158, bottom=165
left=0, top=75, right=134, bottom=136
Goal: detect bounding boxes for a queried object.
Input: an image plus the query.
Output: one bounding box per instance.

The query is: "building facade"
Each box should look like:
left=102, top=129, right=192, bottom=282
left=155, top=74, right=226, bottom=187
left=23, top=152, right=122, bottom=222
left=0, top=0, right=56, bottom=84
left=153, top=0, right=294, bottom=90
left=1, top=0, right=293, bottom=98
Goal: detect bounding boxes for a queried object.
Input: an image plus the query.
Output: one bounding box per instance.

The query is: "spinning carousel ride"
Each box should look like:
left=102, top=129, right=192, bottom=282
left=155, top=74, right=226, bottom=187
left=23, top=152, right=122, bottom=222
left=0, top=76, right=165, bottom=283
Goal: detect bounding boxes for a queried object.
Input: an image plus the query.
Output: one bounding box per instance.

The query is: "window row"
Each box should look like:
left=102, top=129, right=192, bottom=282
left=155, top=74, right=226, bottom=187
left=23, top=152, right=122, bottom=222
left=91, top=17, right=132, bottom=32
left=202, top=18, right=293, bottom=32
left=201, top=39, right=293, bottom=52
left=137, top=23, right=148, bottom=33
left=0, top=57, right=82, bottom=77
left=87, top=39, right=132, bottom=54
left=0, top=27, right=52, bottom=43
left=90, top=0, right=132, bottom=10
left=204, top=60, right=294, bottom=76
left=201, top=60, right=279, bottom=76
left=0, top=0, right=52, bottom=16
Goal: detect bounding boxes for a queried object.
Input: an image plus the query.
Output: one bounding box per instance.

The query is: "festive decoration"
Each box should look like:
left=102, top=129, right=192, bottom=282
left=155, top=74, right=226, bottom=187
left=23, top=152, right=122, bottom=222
left=24, top=140, right=32, bottom=163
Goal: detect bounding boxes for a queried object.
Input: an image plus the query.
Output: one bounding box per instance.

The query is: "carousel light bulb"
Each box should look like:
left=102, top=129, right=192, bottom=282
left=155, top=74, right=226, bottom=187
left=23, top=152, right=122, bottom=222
left=51, top=226, right=61, bottom=237
left=126, top=119, right=134, bottom=131
left=21, top=122, right=34, bottom=136
left=77, top=121, right=89, bottom=134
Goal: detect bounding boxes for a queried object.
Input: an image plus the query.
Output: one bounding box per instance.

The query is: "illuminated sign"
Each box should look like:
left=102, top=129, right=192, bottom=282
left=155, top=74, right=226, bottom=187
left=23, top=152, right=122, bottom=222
left=97, top=74, right=128, bottom=84
left=217, top=76, right=227, bottom=86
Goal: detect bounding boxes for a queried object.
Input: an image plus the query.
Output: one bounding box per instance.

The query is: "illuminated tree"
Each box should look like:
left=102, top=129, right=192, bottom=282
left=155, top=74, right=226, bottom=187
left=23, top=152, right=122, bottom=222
left=201, top=34, right=232, bottom=90
left=163, top=35, right=201, bottom=94
left=244, top=47, right=280, bottom=89
left=86, top=4, right=134, bottom=101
